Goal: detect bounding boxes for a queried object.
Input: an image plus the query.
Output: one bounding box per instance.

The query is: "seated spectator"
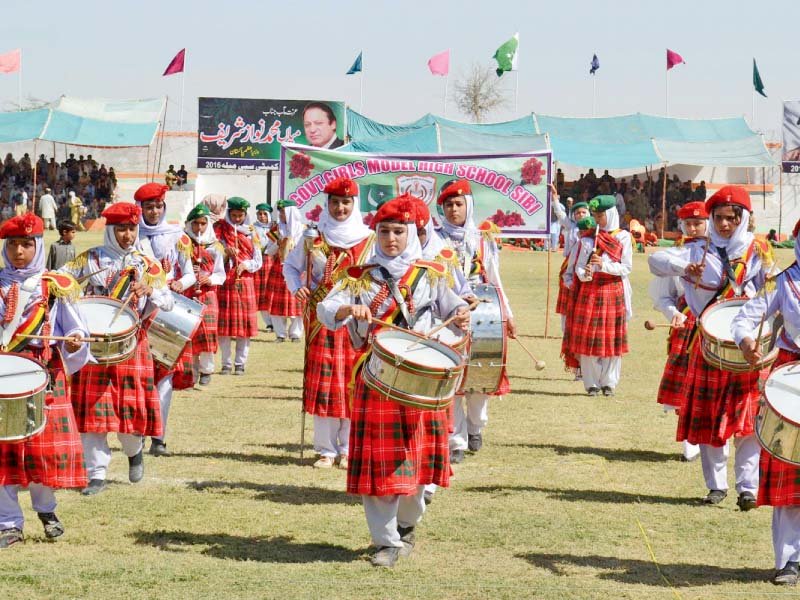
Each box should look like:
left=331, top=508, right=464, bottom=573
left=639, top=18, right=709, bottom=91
left=165, top=165, right=178, bottom=189
left=177, top=164, right=188, bottom=188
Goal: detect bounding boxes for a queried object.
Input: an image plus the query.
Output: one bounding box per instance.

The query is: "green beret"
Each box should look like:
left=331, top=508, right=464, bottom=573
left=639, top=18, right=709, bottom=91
left=588, top=195, right=616, bottom=213
left=227, top=196, right=250, bottom=210
left=576, top=216, right=597, bottom=231
left=255, top=203, right=273, bottom=212
left=570, top=201, right=589, bottom=214
left=277, top=199, right=297, bottom=210
left=185, top=203, right=211, bottom=222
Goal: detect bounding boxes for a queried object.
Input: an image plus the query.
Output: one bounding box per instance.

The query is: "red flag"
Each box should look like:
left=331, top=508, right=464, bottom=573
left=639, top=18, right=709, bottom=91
left=427, top=49, right=450, bottom=76
left=162, top=49, right=185, bottom=76
left=666, top=48, right=685, bottom=70
left=0, top=49, right=21, bottom=74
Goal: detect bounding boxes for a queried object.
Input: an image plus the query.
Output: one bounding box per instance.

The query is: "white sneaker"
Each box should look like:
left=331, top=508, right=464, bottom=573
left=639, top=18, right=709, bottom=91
left=313, top=456, right=334, bottom=469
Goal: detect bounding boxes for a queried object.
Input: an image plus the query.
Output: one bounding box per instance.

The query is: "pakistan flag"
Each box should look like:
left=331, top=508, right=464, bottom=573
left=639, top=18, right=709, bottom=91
left=493, top=33, right=519, bottom=77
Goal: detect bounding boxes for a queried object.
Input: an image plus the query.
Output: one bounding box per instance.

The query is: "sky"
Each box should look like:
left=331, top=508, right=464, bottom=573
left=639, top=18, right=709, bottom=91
left=0, top=0, right=796, bottom=139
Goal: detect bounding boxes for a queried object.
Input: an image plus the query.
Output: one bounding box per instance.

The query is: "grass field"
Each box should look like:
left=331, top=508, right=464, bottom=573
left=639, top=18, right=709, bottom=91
left=0, top=230, right=795, bottom=599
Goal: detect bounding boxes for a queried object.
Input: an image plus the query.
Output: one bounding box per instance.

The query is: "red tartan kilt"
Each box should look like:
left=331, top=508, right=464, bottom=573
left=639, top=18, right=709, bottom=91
left=186, top=288, right=218, bottom=354
left=0, top=354, right=86, bottom=489
left=303, top=324, right=359, bottom=418
left=564, top=276, right=628, bottom=357
left=555, top=258, right=569, bottom=315
left=675, top=341, right=761, bottom=446
left=559, top=280, right=579, bottom=371
left=254, top=254, right=273, bottom=311
left=217, top=274, right=258, bottom=338
left=71, top=330, right=163, bottom=437
left=155, top=341, right=195, bottom=391
left=759, top=349, right=800, bottom=506
left=346, top=374, right=450, bottom=496
left=656, top=318, right=697, bottom=408
left=265, top=256, right=302, bottom=317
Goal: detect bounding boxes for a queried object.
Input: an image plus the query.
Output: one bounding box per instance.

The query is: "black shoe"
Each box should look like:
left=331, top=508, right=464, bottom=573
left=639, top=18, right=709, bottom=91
left=220, top=366, right=232, bottom=375
left=128, top=450, right=144, bottom=483
left=265, top=325, right=274, bottom=333
left=587, top=387, right=600, bottom=397
left=601, top=386, right=615, bottom=397
left=81, top=478, right=106, bottom=496
left=451, top=449, right=465, bottom=464
left=397, top=526, right=415, bottom=557
left=773, top=561, right=800, bottom=586
left=37, top=513, right=64, bottom=540
left=275, top=337, right=286, bottom=344
left=149, top=439, right=169, bottom=457
left=702, top=489, right=728, bottom=505
left=468, top=433, right=483, bottom=452
left=199, top=373, right=212, bottom=386
left=423, top=490, right=433, bottom=505
left=370, top=545, right=401, bottom=567
left=233, top=365, right=245, bottom=376
left=737, top=491, right=757, bottom=512
left=0, top=528, right=23, bottom=549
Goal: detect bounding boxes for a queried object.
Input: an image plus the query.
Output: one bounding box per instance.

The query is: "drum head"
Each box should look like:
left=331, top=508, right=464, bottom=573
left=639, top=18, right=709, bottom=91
left=0, top=354, right=47, bottom=394
left=79, top=300, right=136, bottom=334
left=765, top=362, right=800, bottom=426
left=375, top=330, right=460, bottom=369
left=703, top=301, right=772, bottom=342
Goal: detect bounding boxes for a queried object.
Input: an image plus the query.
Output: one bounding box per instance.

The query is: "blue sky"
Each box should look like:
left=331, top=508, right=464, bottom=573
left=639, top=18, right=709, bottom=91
left=0, top=0, right=794, bottom=137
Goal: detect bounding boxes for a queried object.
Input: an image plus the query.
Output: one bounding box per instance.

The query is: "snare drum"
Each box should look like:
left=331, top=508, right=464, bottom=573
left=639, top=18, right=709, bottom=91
left=699, top=297, right=777, bottom=373
left=148, top=292, right=204, bottom=369
left=76, top=297, right=139, bottom=364
left=757, top=361, right=800, bottom=465
left=0, top=353, right=49, bottom=442
left=462, top=283, right=508, bottom=394
left=362, top=328, right=465, bottom=410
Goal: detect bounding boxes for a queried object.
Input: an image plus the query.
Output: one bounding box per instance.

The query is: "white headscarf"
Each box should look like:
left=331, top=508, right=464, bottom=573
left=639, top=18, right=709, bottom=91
left=709, top=207, right=753, bottom=260
left=421, top=217, right=445, bottom=259
left=279, top=205, right=306, bottom=242
left=601, top=206, right=620, bottom=232
left=678, top=218, right=708, bottom=238
left=138, top=205, right=182, bottom=257
left=439, top=193, right=477, bottom=242
left=318, top=196, right=371, bottom=249
left=103, top=224, right=137, bottom=260
left=225, top=209, right=254, bottom=236
left=185, top=215, right=218, bottom=246
left=1, top=237, right=44, bottom=285
left=202, top=194, right=227, bottom=222
left=374, top=221, right=422, bottom=279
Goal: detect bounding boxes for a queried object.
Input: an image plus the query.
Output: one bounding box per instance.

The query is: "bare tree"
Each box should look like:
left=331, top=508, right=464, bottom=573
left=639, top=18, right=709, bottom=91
left=453, top=63, right=507, bottom=123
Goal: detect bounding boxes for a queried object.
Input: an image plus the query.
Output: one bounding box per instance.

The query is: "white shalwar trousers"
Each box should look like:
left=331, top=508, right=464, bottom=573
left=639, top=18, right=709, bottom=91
left=698, top=435, right=760, bottom=494
left=81, top=432, right=143, bottom=480
left=260, top=311, right=272, bottom=329
left=663, top=406, right=701, bottom=460
left=272, top=316, right=303, bottom=340
left=450, top=392, right=490, bottom=451
left=313, top=415, right=349, bottom=459
left=219, top=337, right=250, bottom=369
left=156, top=374, right=173, bottom=442
left=0, top=484, right=57, bottom=530
left=362, top=485, right=426, bottom=548
left=773, top=506, right=800, bottom=569
left=197, top=351, right=215, bottom=376
left=579, top=355, right=621, bottom=391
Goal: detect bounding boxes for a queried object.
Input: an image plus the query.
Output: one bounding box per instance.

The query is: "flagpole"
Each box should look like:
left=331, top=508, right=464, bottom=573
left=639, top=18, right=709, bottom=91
left=592, top=76, right=597, bottom=117
left=752, top=89, right=756, bottom=131
left=665, top=69, right=669, bottom=117
left=443, top=73, right=448, bottom=116
left=18, top=49, right=22, bottom=110
left=514, top=70, right=519, bottom=116
left=179, top=53, right=186, bottom=131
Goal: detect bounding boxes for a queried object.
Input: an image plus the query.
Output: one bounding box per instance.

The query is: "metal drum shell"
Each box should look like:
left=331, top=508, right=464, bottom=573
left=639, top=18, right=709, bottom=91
left=463, top=283, right=507, bottom=394
left=0, top=354, right=49, bottom=442
left=148, top=292, right=204, bottom=369
left=76, top=297, right=139, bottom=365
left=757, top=361, right=800, bottom=465
left=699, top=297, right=776, bottom=373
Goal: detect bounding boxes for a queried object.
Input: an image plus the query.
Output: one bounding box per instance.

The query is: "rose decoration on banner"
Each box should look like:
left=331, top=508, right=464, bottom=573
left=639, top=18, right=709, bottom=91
left=305, top=204, right=322, bottom=222
left=520, top=157, right=545, bottom=186
left=289, top=152, right=314, bottom=179
left=487, top=209, right=525, bottom=227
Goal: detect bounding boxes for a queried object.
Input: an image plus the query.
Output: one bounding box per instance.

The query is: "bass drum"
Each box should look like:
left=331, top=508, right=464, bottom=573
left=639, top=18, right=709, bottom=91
left=757, top=360, right=800, bottom=465
left=462, top=283, right=507, bottom=394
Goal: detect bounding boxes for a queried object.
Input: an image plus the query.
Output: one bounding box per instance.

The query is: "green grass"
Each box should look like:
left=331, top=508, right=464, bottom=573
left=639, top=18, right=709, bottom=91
left=0, top=231, right=794, bottom=599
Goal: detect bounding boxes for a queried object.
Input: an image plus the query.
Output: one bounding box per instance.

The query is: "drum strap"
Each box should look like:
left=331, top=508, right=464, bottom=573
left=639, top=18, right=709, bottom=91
left=0, top=275, right=39, bottom=349
left=379, top=267, right=416, bottom=328
left=716, top=247, right=742, bottom=296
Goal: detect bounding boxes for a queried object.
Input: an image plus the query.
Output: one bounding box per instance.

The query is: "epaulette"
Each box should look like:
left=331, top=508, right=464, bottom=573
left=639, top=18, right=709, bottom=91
left=176, top=233, right=192, bottom=259
left=478, top=220, right=501, bottom=243
left=64, top=250, right=89, bottom=271
left=415, top=259, right=447, bottom=274
left=335, top=264, right=378, bottom=295
left=753, top=238, right=775, bottom=268
left=139, top=254, right=167, bottom=289
left=432, top=250, right=458, bottom=286
left=42, top=272, right=81, bottom=301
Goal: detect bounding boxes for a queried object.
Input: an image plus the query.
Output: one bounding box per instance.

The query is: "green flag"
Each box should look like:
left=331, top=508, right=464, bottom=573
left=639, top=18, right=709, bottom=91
left=492, top=33, right=519, bottom=77
left=753, top=58, right=767, bottom=98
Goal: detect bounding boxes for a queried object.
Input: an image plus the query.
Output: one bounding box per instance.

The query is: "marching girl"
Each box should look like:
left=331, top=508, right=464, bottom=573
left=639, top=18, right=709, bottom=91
left=648, top=201, right=707, bottom=462
left=61, top=203, right=171, bottom=496
left=436, top=179, right=516, bottom=462
left=213, top=197, right=262, bottom=375
left=732, top=217, right=800, bottom=585
left=182, top=204, right=225, bottom=386
left=265, top=199, right=305, bottom=342
left=317, top=196, right=470, bottom=568
left=134, top=183, right=195, bottom=457
left=649, top=186, right=773, bottom=509
left=252, top=202, right=275, bottom=332
left=562, top=196, right=632, bottom=396
left=0, top=214, right=90, bottom=548
left=283, top=177, right=374, bottom=469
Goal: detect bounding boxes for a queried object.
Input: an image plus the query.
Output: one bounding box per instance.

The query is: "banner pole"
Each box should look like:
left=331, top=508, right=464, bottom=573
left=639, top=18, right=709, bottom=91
left=31, top=138, right=37, bottom=214
left=660, top=163, right=668, bottom=238
left=762, top=166, right=766, bottom=210
left=778, top=169, right=783, bottom=238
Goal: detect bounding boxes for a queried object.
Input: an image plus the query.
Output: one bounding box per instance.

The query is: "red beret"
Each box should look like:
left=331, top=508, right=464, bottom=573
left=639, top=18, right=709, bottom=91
left=0, top=213, right=43, bottom=239
left=133, top=182, right=170, bottom=203
left=437, top=179, right=472, bottom=205
left=677, top=201, right=708, bottom=220
left=102, top=202, right=141, bottom=225
left=372, top=196, right=416, bottom=229
left=408, top=196, right=430, bottom=229
left=323, top=177, right=359, bottom=197
left=793, top=219, right=800, bottom=240
left=705, top=185, right=751, bottom=213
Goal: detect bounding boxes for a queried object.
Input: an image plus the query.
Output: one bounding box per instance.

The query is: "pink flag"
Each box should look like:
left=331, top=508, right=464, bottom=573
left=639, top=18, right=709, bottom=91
left=427, top=49, right=450, bottom=76
left=0, top=49, right=21, bottom=74
left=162, top=49, right=185, bottom=76
left=666, top=48, right=685, bottom=70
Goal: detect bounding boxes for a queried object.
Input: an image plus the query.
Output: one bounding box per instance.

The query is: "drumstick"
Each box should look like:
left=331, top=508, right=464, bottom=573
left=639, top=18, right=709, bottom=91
left=751, top=314, right=768, bottom=372
left=514, top=337, right=546, bottom=371
left=693, top=230, right=712, bottom=290
left=76, top=267, right=109, bottom=285
left=19, top=334, right=102, bottom=342
left=370, top=318, right=414, bottom=334
left=407, top=299, right=482, bottom=351
left=108, top=293, right=135, bottom=328
left=644, top=320, right=683, bottom=330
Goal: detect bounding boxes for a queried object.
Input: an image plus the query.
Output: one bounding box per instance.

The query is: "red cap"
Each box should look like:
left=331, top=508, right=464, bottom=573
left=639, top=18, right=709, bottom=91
left=793, top=219, right=800, bottom=239
left=372, top=196, right=416, bottom=228
left=0, top=213, right=43, bottom=239
left=705, top=185, right=751, bottom=213
left=133, top=182, right=170, bottom=203
left=323, top=177, right=359, bottom=197
left=677, top=201, right=708, bottom=220
left=437, top=179, right=471, bottom=205
left=408, top=196, right=430, bottom=229
left=103, top=202, right=141, bottom=225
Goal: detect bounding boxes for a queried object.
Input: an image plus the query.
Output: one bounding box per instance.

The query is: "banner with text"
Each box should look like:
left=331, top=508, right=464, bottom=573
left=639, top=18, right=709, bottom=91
left=280, top=145, right=552, bottom=237
left=198, top=98, right=346, bottom=170
left=782, top=100, right=800, bottom=174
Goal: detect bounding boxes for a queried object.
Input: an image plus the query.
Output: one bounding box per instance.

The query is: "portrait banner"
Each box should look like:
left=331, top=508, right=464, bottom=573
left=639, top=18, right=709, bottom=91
left=280, top=145, right=552, bottom=237
left=782, top=100, right=800, bottom=174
